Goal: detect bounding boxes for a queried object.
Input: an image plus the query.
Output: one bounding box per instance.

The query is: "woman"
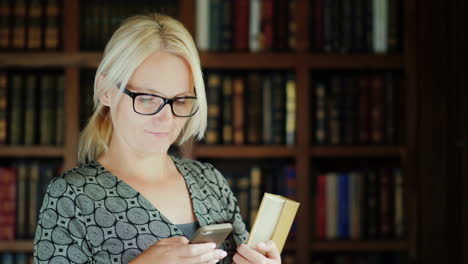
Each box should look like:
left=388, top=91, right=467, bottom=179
left=33, top=13, right=281, bottom=264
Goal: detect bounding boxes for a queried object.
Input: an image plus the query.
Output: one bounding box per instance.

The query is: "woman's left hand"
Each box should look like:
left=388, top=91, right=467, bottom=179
left=233, top=240, right=281, bottom=264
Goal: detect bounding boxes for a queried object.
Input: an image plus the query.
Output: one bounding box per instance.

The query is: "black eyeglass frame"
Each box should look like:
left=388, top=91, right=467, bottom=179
left=121, top=87, right=199, bottom=117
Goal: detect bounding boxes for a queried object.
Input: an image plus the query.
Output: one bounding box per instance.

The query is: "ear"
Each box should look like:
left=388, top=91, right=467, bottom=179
left=96, top=74, right=114, bottom=107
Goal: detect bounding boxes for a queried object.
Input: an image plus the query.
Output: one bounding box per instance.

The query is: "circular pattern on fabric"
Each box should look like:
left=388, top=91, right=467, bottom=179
left=84, top=184, right=106, bottom=201
left=96, top=173, right=117, bottom=188
left=57, top=197, right=75, bottom=218
left=75, top=166, right=99, bottom=177
left=39, top=194, right=49, bottom=212
left=193, top=199, right=208, bottom=215
left=122, top=249, right=142, bottom=264
left=203, top=167, right=217, bottom=182
left=51, top=226, right=74, bottom=245
left=36, top=240, right=55, bottom=260
left=76, top=194, right=95, bottom=215
left=115, top=221, right=138, bottom=240
left=149, top=220, right=171, bottom=238
left=49, top=256, right=70, bottom=264
left=95, top=251, right=112, bottom=264
left=95, top=207, right=116, bottom=228
left=67, top=244, right=89, bottom=264
left=87, top=225, right=104, bottom=247
left=64, top=174, right=86, bottom=187
left=137, top=194, right=154, bottom=211
left=127, top=208, right=149, bottom=225
left=69, top=218, right=86, bottom=239
left=136, top=234, right=158, bottom=250
left=102, top=238, right=124, bottom=254
left=116, top=181, right=138, bottom=198
left=105, top=197, right=127, bottom=213
left=49, top=178, right=67, bottom=198
left=41, top=208, right=58, bottom=228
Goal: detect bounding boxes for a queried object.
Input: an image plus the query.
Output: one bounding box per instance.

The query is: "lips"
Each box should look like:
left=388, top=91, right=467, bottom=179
left=145, top=130, right=169, bottom=136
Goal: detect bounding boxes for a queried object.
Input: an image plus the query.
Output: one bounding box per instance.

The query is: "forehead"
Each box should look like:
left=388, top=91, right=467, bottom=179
left=127, top=51, right=194, bottom=96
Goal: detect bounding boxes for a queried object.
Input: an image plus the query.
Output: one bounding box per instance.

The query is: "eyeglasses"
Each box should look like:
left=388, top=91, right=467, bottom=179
left=121, top=87, right=199, bottom=117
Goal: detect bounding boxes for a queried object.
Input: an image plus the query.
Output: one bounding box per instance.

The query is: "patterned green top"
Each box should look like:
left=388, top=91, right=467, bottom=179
left=33, top=155, right=249, bottom=264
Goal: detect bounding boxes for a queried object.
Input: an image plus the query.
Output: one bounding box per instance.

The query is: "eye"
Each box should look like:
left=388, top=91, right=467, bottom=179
left=137, top=96, right=155, bottom=103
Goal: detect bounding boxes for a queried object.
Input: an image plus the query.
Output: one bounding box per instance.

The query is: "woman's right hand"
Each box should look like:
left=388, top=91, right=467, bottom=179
left=130, top=236, right=228, bottom=264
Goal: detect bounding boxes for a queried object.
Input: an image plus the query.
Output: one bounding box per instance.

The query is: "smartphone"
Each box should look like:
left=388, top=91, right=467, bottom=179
left=189, top=223, right=233, bottom=248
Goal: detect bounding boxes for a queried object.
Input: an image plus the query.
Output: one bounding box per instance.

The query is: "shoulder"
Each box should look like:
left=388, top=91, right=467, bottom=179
left=172, top=155, right=228, bottom=188
left=46, top=161, right=114, bottom=197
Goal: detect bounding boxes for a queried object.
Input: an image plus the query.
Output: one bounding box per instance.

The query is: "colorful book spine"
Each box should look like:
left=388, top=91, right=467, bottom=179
left=233, top=76, right=245, bottom=145
left=325, top=172, right=338, bottom=240
left=249, top=0, right=261, bottom=52
left=0, top=167, right=17, bottom=240
left=338, top=173, right=350, bottom=239
left=206, top=72, right=221, bottom=144
left=285, top=72, right=296, bottom=146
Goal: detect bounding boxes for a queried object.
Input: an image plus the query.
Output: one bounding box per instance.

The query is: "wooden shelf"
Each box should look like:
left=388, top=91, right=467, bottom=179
left=194, top=145, right=296, bottom=158
left=310, top=240, right=408, bottom=252
left=310, top=146, right=405, bottom=158
left=0, top=146, right=65, bottom=158
left=0, top=240, right=33, bottom=253
left=0, top=52, right=403, bottom=70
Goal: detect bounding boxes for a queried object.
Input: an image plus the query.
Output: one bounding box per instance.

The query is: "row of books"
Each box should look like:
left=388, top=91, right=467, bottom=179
left=80, top=0, right=178, bottom=51
left=204, top=71, right=296, bottom=146
left=0, top=0, right=61, bottom=51
left=209, top=160, right=296, bottom=229
left=0, top=253, right=32, bottom=264
left=310, top=0, right=402, bottom=53
left=312, top=253, right=406, bottom=264
left=315, top=168, right=404, bottom=241
left=313, top=71, right=400, bottom=145
left=196, top=0, right=296, bottom=52
left=0, top=71, right=65, bottom=146
left=0, top=161, right=60, bottom=240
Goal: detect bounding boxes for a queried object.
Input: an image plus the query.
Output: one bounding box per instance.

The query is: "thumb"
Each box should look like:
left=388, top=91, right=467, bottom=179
left=256, top=240, right=281, bottom=260
left=158, top=236, right=190, bottom=245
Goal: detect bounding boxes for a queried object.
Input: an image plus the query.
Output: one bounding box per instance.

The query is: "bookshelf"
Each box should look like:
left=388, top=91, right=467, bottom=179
left=0, top=0, right=418, bottom=263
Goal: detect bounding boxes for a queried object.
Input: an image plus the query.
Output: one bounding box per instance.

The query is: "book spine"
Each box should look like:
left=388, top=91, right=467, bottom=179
left=237, top=173, right=250, bottom=225
left=261, top=0, right=274, bottom=51
left=385, top=71, right=397, bottom=144
left=349, top=172, right=363, bottom=240
left=387, top=0, right=399, bottom=52
left=366, top=169, right=379, bottom=239
left=0, top=71, right=7, bottom=144
left=12, top=0, right=26, bottom=50
left=338, top=173, right=349, bottom=239
left=380, top=168, right=391, bottom=239
left=314, top=0, right=324, bottom=51
left=27, top=0, right=43, bottom=50
left=341, top=0, right=352, bottom=53
left=44, top=0, right=60, bottom=50
left=328, top=74, right=341, bottom=145
left=249, top=0, right=261, bottom=52
left=353, top=0, right=365, bottom=52
left=372, top=0, right=388, bottom=53
left=370, top=74, right=384, bottom=144
left=234, top=0, right=249, bottom=51
left=28, top=163, right=40, bottom=238
left=9, top=73, right=24, bottom=145
left=274, top=0, right=288, bottom=51
left=233, top=76, right=245, bottom=145
left=249, top=166, right=262, bottom=225
left=325, top=172, right=338, bottom=240
left=209, top=0, right=222, bottom=52
left=206, top=72, right=221, bottom=144
left=55, top=74, right=65, bottom=145
left=24, top=74, right=37, bottom=145
left=358, top=74, right=370, bottom=144
left=0, top=0, right=12, bottom=50
left=40, top=74, right=54, bottom=145
left=222, top=75, right=233, bottom=144
left=285, top=72, right=296, bottom=146
left=221, top=0, right=233, bottom=52
left=271, top=73, right=285, bottom=145
left=262, top=75, right=273, bottom=144
left=0, top=168, right=17, bottom=240
left=394, top=168, right=404, bottom=239
left=247, top=72, right=262, bottom=144
left=16, top=163, right=27, bottom=239
left=314, top=80, right=327, bottom=144
left=287, top=0, right=296, bottom=50
left=316, top=173, right=326, bottom=239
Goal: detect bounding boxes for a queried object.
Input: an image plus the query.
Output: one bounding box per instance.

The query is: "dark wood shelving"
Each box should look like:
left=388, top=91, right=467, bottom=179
left=310, top=146, right=405, bottom=158
left=0, top=240, right=33, bottom=253
left=0, top=146, right=65, bottom=158
left=0, top=53, right=404, bottom=70
left=310, top=240, right=408, bottom=252
left=194, top=145, right=296, bottom=159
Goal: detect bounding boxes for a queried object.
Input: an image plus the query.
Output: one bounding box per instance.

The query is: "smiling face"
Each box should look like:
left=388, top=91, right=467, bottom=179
left=102, top=51, right=195, bottom=156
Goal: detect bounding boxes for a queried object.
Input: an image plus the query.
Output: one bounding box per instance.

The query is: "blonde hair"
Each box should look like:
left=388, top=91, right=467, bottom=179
left=78, top=13, right=207, bottom=164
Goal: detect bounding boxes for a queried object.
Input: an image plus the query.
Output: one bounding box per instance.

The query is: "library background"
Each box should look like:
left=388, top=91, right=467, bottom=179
left=0, top=0, right=467, bottom=264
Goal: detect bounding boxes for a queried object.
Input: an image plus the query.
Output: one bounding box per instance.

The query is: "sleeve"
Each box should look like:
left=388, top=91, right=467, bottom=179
left=34, top=177, right=93, bottom=264
left=207, top=163, right=249, bottom=245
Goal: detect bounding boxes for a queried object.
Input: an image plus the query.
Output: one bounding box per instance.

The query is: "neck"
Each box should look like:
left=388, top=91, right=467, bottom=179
left=97, top=137, right=175, bottom=183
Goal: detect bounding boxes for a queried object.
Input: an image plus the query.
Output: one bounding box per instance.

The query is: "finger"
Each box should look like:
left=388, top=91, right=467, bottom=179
left=158, top=236, right=190, bottom=245
left=233, top=252, right=252, bottom=264
left=177, top=243, right=217, bottom=257
left=257, top=240, right=281, bottom=260
left=236, top=244, right=264, bottom=263
left=183, top=249, right=227, bottom=263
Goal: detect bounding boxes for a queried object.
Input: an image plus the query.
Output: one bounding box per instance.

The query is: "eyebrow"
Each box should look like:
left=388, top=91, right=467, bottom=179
left=126, top=84, right=195, bottom=97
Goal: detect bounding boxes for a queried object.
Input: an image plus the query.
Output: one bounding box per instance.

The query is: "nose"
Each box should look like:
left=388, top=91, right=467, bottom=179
left=152, top=103, right=174, bottom=122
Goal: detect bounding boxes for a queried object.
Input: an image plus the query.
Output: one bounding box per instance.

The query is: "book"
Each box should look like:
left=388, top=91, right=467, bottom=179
left=246, top=193, right=300, bottom=253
